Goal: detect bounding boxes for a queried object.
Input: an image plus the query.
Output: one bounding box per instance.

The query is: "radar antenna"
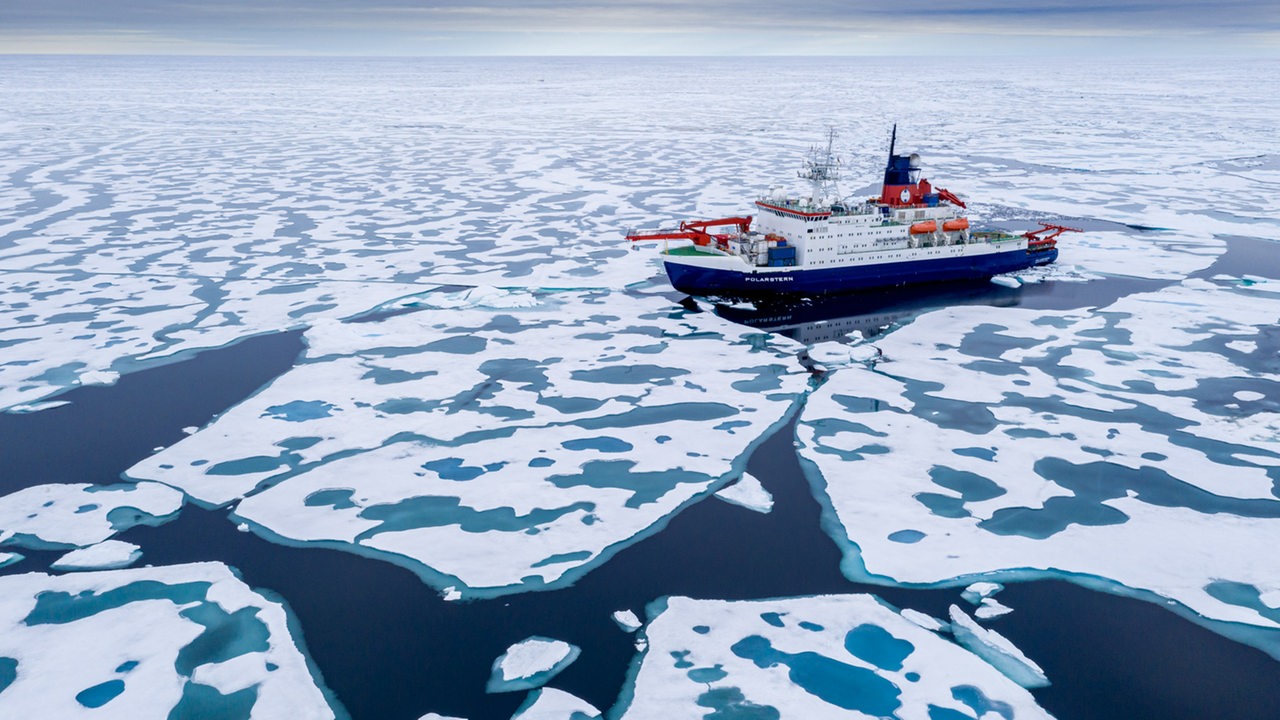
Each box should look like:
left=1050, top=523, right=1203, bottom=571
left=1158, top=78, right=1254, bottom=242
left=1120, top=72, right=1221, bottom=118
left=799, top=127, right=842, bottom=203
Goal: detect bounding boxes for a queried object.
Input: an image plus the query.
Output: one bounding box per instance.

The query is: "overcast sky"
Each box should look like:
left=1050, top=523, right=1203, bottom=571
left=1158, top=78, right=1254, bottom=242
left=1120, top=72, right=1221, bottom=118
left=2, top=0, right=1277, bottom=55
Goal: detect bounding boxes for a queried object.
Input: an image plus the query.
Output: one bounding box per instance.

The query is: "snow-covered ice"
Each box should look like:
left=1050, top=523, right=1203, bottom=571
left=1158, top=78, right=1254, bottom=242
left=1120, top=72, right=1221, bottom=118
left=900, top=609, right=947, bottom=633
left=0, top=562, right=342, bottom=718
left=511, top=688, right=601, bottom=720
left=962, top=582, right=1004, bottom=605
left=975, top=598, right=1015, bottom=620
left=949, top=606, right=1048, bottom=688
left=613, top=610, right=643, bottom=633
left=487, top=637, right=581, bottom=694
left=0, top=482, right=184, bottom=550
left=617, top=595, right=1051, bottom=719
left=127, top=291, right=808, bottom=597
left=797, top=276, right=1280, bottom=656
left=713, top=472, right=774, bottom=514
left=3, top=54, right=1279, bottom=717
left=50, top=540, right=142, bottom=571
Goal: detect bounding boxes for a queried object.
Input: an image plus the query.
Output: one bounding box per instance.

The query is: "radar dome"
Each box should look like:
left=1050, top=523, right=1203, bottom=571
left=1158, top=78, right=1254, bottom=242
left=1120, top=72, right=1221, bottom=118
left=908, top=153, right=921, bottom=168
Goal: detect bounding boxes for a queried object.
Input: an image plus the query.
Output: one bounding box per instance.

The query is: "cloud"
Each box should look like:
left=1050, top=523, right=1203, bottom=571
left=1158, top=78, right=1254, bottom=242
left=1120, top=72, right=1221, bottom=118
left=1, top=0, right=1276, bottom=55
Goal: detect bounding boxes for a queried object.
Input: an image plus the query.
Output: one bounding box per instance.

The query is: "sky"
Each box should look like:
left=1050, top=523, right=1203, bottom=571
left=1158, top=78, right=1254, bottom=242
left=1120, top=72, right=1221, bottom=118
left=0, top=0, right=1277, bottom=56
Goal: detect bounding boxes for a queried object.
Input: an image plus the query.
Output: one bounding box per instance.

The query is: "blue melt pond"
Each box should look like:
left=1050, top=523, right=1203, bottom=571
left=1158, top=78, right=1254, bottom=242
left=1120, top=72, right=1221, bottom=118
left=731, top=635, right=901, bottom=716
left=888, top=529, right=926, bottom=544
left=76, top=679, right=125, bottom=708
left=844, top=624, right=914, bottom=671
left=561, top=437, right=634, bottom=453
left=422, top=457, right=504, bottom=481
left=262, top=400, right=335, bottom=422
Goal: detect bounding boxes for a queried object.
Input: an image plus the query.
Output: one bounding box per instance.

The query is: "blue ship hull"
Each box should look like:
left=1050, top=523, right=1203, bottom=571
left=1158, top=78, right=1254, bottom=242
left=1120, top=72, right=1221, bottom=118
left=665, top=247, right=1056, bottom=297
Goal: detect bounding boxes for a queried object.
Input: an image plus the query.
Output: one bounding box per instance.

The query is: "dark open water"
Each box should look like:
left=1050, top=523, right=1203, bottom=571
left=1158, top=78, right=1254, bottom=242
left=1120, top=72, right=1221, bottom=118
left=4, top=244, right=1280, bottom=719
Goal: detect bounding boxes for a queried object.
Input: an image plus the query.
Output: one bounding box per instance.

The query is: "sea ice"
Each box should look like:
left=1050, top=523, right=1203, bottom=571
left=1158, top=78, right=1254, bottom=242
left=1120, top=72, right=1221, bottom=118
left=50, top=540, right=142, bottom=571
left=128, top=291, right=808, bottom=597
left=487, top=637, right=580, bottom=694
left=0, top=482, right=184, bottom=550
left=76, top=369, right=121, bottom=386
left=899, top=609, right=947, bottom=633
left=0, top=552, right=23, bottom=570
left=797, top=277, right=1280, bottom=656
left=949, top=606, right=1048, bottom=688
left=511, top=688, right=601, bottom=720
left=975, top=598, right=1015, bottom=620
left=962, top=582, right=1004, bottom=605
left=713, top=472, right=774, bottom=514
left=617, top=594, right=1051, bottom=719
left=613, top=610, right=643, bottom=633
left=0, top=562, right=342, bottom=718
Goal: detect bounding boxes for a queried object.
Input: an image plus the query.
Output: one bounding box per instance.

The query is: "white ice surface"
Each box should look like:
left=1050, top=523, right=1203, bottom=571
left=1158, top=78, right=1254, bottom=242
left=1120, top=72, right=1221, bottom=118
left=498, top=638, right=578, bottom=683
left=0, top=482, right=184, bottom=549
left=899, top=609, right=946, bottom=633
left=962, top=582, right=1004, bottom=605
left=613, top=610, right=643, bottom=633
left=50, top=540, right=142, bottom=571
left=619, top=595, right=1051, bottom=719
left=975, top=598, right=1015, bottom=620
left=3, top=56, right=1275, bottom=414
left=488, top=637, right=580, bottom=694
left=713, top=473, right=774, bottom=514
left=797, top=277, right=1280, bottom=649
left=512, top=688, right=601, bottom=720
left=128, top=291, right=807, bottom=596
left=949, top=605, right=1048, bottom=688
left=0, top=562, right=340, bottom=719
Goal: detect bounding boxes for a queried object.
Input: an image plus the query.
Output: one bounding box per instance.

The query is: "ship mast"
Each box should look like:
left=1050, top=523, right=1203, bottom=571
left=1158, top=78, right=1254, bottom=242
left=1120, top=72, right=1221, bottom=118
left=799, top=127, right=841, bottom=204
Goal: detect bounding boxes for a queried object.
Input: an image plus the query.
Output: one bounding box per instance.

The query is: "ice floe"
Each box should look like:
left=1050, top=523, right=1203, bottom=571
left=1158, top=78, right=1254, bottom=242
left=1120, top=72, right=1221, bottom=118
left=949, top=606, right=1048, bottom=689
left=487, top=637, right=580, bottom=694
left=962, top=582, right=1004, bottom=605
left=0, top=562, right=342, bottom=718
left=128, top=291, right=808, bottom=597
left=797, top=276, right=1280, bottom=656
left=613, top=610, right=643, bottom=633
left=0, top=552, right=23, bottom=570
left=618, top=594, right=1051, bottom=719
left=713, top=472, right=774, bottom=514
left=975, top=598, right=1015, bottom=620
left=0, top=482, right=184, bottom=550
left=51, top=540, right=142, bottom=571
left=512, top=688, right=601, bottom=720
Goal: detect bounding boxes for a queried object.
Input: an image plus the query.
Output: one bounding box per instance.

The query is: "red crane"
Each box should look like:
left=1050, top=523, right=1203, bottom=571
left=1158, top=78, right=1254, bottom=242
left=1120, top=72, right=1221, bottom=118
left=626, top=216, right=753, bottom=247
left=1023, top=223, right=1082, bottom=250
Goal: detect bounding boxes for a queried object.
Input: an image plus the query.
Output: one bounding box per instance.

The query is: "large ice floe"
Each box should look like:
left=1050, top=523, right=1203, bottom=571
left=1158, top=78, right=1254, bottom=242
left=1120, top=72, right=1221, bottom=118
left=797, top=275, right=1280, bottom=657
left=617, top=594, right=1051, bottom=719
left=0, top=562, right=343, bottom=718
left=127, top=290, right=809, bottom=597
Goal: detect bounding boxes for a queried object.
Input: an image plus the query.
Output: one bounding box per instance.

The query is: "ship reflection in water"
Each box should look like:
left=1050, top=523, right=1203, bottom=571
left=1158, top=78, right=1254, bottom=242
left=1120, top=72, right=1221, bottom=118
left=710, top=278, right=1022, bottom=344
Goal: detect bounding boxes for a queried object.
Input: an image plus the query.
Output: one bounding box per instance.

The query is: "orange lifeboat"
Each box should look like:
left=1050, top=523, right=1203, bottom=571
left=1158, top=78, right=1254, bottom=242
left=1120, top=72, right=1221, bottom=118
left=943, top=218, right=970, bottom=232
left=909, top=220, right=937, bottom=234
